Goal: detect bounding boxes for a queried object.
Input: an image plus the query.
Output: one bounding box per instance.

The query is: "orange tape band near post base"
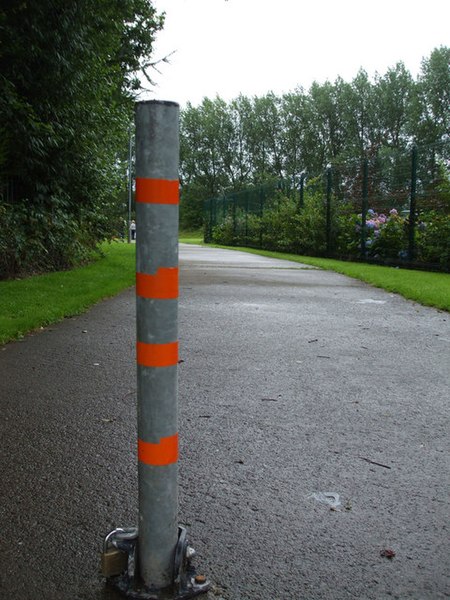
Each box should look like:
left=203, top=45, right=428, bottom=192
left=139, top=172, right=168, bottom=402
left=137, top=341, right=179, bottom=368
left=138, top=433, right=179, bottom=466
left=135, top=178, right=179, bottom=205
left=136, top=268, right=178, bottom=299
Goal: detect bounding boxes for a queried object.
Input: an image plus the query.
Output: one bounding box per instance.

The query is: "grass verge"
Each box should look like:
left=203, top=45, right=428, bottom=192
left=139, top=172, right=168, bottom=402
left=2, top=236, right=448, bottom=346
left=179, top=230, right=204, bottom=244
left=0, top=242, right=135, bottom=345
left=179, top=236, right=450, bottom=312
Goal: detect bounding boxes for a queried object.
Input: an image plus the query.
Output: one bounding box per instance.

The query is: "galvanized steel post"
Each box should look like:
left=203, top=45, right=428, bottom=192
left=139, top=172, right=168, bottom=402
left=135, top=100, right=180, bottom=590
left=101, top=100, right=209, bottom=600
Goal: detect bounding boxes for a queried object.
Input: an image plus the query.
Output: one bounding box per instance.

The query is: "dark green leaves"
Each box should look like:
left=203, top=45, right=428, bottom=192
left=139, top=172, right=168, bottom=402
left=0, top=0, right=163, bottom=278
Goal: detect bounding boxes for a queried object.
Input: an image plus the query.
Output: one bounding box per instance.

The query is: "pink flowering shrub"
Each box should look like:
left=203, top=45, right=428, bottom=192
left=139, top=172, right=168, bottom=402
left=339, top=206, right=449, bottom=267
left=337, top=207, right=408, bottom=259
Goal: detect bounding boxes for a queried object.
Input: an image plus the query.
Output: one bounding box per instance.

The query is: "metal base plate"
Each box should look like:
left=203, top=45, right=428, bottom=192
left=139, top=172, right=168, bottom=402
left=103, top=526, right=209, bottom=600
left=109, top=573, right=209, bottom=600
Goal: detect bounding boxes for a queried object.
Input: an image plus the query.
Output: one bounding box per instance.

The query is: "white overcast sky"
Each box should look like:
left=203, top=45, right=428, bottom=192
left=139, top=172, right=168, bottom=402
left=145, top=0, right=449, bottom=107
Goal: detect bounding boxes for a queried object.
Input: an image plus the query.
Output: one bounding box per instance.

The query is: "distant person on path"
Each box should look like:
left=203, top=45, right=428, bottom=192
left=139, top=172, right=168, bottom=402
left=130, top=219, right=136, bottom=241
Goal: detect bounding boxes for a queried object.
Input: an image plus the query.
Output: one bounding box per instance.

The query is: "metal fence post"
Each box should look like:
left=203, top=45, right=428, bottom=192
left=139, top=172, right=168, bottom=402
left=361, top=159, right=369, bottom=259
left=408, top=145, right=418, bottom=262
left=209, top=197, right=214, bottom=241
left=326, top=165, right=332, bottom=256
left=245, top=191, right=249, bottom=243
left=299, top=172, right=305, bottom=210
left=259, top=187, right=264, bottom=248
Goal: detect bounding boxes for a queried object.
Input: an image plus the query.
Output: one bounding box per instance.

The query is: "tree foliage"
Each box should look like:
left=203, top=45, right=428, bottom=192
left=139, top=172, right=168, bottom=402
left=180, top=47, right=450, bottom=228
left=0, top=0, right=163, bottom=278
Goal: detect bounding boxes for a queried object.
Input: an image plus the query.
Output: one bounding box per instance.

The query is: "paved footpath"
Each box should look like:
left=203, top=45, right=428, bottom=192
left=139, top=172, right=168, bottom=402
left=0, top=244, right=449, bottom=600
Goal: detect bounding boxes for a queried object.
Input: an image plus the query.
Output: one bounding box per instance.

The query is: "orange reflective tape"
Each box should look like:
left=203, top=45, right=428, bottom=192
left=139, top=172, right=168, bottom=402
left=138, top=433, right=179, bottom=466
left=136, top=268, right=178, bottom=299
left=135, top=178, right=179, bottom=205
left=137, top=341, right=178, bottom=367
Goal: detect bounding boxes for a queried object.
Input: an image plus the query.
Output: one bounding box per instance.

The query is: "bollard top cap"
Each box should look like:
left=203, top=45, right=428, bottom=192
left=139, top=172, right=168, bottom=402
left=136, top=100, right=179, bottom=108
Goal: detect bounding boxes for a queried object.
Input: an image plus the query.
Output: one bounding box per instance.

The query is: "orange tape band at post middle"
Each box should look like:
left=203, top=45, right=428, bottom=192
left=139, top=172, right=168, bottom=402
left=136, top=268, right=178, bottom=299
left=135, top=178, right=179, bottom=205
left=137, top=341, right=179, bottom=368
left=138, top=433, right=179, bottom=466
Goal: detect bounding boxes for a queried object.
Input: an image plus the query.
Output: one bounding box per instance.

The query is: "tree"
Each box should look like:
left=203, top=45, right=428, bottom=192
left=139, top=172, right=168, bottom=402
left=180, top=97, right=231, bottom=196
left=228, top=96, right=254, bottom=187
left=417, top=46, right=450, bottom=142
left=0, top=0, right=163, bottom=277
left=411, top=47, right=450, bottom=190
left=375, top=62, right=414, bottom=149
left=280, top=91, right=302, bottom=183
left=251, top=93, right=284, bottom=180
left=338, top=69, right=379, bottom=157
left=307, top=80, right=346, bottom=165
left=178, top=47, right=449, bottom=230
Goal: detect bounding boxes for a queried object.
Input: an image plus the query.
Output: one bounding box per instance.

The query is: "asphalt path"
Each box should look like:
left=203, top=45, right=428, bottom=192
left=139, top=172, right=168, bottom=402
left=0, top=244, right=449, bottom=600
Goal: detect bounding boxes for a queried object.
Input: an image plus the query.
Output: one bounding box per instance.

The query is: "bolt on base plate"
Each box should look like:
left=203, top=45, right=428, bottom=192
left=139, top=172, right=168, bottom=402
left=102, top=526, right=210, bottom=600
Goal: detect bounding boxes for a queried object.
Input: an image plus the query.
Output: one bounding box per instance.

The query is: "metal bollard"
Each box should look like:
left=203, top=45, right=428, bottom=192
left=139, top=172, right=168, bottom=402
left=135, top=100, right=180, bottom=589
left=101, top=100, right=209, bottom=599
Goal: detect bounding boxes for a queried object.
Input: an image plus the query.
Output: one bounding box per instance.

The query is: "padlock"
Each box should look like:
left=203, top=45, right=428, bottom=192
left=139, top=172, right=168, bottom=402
left=101, top=528, right=128, bottom=577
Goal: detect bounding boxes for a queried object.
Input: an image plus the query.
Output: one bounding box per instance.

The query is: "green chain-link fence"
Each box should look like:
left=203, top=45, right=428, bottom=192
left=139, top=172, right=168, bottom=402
left=204, top=141, right=450, bottom=271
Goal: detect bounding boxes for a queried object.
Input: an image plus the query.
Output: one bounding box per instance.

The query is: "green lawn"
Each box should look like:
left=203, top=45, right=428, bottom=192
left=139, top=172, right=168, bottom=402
left=178, top=229, right=204, bottom=244
left=1, top=236, right=448, bottom=346
left=0, top=242, right=135, bottom=345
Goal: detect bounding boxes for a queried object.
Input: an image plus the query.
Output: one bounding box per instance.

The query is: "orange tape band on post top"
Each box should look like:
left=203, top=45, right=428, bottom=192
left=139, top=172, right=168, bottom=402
left=136, top=268, right=178, bottom=299
left=135, top=178, right=179, bottom=205
left=137, top=341, right=178, bottom=368
left=138, top=433, right=179, bottom=466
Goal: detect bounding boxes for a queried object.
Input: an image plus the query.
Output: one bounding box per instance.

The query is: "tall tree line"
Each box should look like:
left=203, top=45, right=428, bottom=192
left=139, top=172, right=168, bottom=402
left=180, top=47, right=450, bottom=229
left=0, top=0, right=163, bottom=277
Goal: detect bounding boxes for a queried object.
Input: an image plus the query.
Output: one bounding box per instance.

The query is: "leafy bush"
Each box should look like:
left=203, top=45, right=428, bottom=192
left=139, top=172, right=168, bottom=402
left=371, top=210, right=408, bottom=259
left=260, top=195, right=299, bottom=251
left=0, top=2, right=163, bottom=279
left=211, top=215, right=238, bottom=246
left=337, top=208, right=409, bottom=261
left=336, top=209, right=361, bottom=256
left=210, top=191, right=329, bottom=256
left=0, top=199, right=100, bottom=278
left=296, top=192, right=327, bottom=255
left=209, top=190, right=450, bottom=271
left=418, top=211, right=450, bottom=269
